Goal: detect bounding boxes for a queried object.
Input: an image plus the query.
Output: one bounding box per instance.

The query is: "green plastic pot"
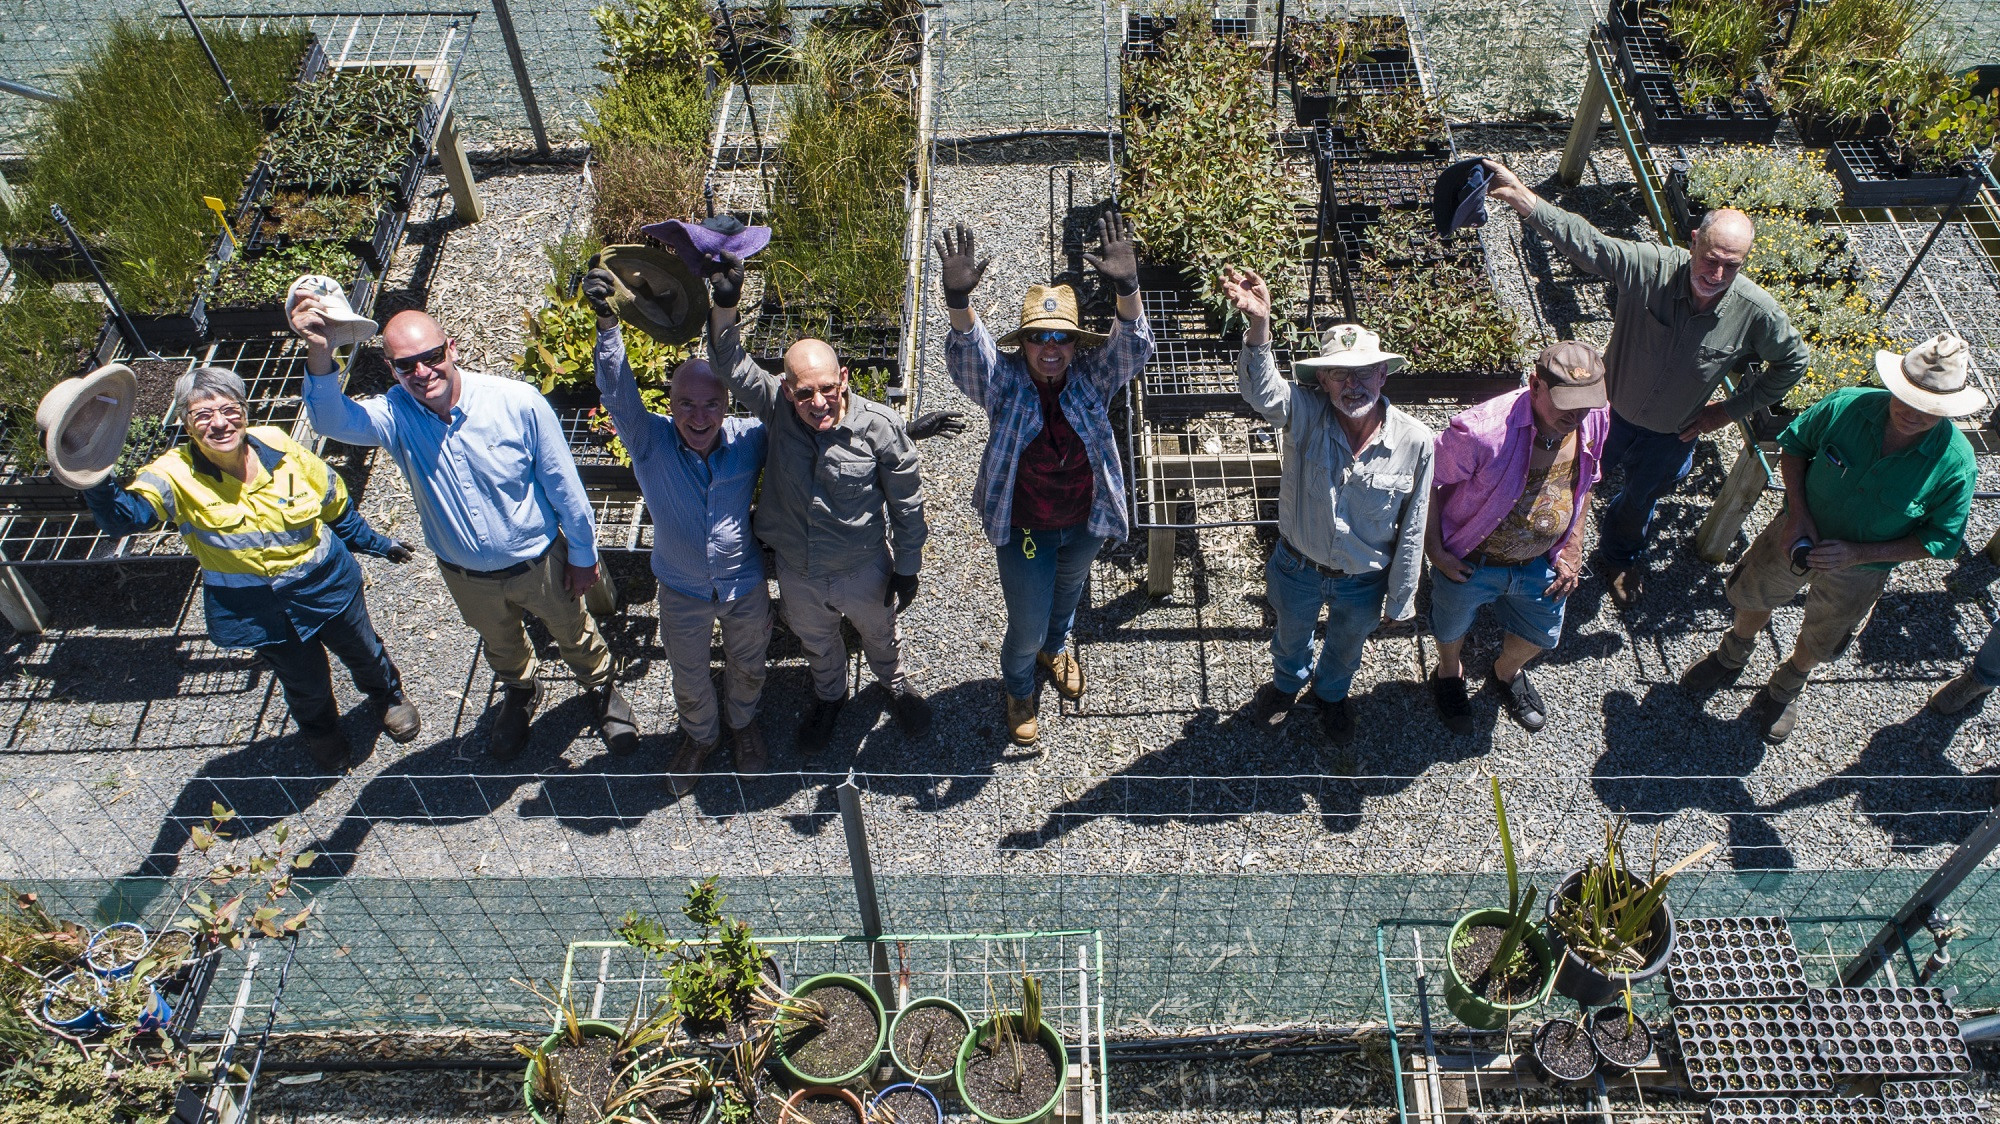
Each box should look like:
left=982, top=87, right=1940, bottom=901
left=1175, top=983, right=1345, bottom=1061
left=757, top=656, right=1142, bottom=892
left=772, top=972, right=886, bottom=1087
left=1441, top=909, right=1557, bottom=1031
left=523, top=1018, right=622, bottom=1124
left=954, top=1016, right=1069, bottom=1124
left=889, top=995, right=971, bottom=1083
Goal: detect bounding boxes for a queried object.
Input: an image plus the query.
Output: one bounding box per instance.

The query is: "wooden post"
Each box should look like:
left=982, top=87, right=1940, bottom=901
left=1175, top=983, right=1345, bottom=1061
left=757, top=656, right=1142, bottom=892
left=0, top=566, right=49, bottom=635
left=434, top=110, right=485, bottom=224
left=1558, top=58, right=1610, bottom=186
left=1146, top=528, right=1175, bottom=597
left=1694, top=438, right=1770, bottom=564
left=1982, top=527, right=2000, bottom=566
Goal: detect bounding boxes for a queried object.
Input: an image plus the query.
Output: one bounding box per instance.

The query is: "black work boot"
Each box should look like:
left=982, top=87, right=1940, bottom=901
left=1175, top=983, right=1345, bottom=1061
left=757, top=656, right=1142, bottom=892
left=489, top=680, right=543, bottom=762
left=370, top=689, right=422, bottom=744
left=1430, top=672, right=1474, bottom=735
left=302, top=726, right=351, bottom=771
left=1682, top=630, right=1755, bottom=695
left=593, top=684, right=640, bottom=756
left=889, top=682, right=932, bottom=738
left=796, top=694, right=846, bottom=755
left=1249, top=683, right=1298, bottom=726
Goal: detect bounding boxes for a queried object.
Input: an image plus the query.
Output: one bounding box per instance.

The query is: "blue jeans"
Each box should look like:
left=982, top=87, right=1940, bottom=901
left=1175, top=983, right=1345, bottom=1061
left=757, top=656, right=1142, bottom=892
left=994, top=526, right=1103, bottom=699
left=255, top=592, right=400, bottom=734
left=1266, top=540, right=1389, bottom=703
left=1598, top=410, right=1697, bottom=568
left=1428, top=557, right=1567, bottom=650
left=1973, top=622, right=2000, bottom=688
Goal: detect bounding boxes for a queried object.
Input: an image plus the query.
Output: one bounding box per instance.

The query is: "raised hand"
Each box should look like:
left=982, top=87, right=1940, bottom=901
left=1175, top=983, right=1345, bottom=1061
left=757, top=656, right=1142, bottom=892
left=1082, top=211, right=1140, bottom=296
left=1220, top=266, right=1271, bottom=321
left=580, top=268, right=619, bottom=320
left=933, top=222, right=989, bottom=309
left=907, top=410, right=966, bottom=441
left=708, top=251, right=744, bottom=309
left=288, top=294, right=331, bottom=351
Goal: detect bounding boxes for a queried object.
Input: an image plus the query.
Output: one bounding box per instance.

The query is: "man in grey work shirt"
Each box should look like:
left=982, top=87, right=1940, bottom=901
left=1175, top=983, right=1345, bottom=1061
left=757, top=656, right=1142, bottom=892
left=703, top=254, right=931, bottom=753
left=586, top=268, right=771, bottom=793
left=1481, top=159, right=1809, bottom=608
left=1225, top=268, right=1433, bottom=745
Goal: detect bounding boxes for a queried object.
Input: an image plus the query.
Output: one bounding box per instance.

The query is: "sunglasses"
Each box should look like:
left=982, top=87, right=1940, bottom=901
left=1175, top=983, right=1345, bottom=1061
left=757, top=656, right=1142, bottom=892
left=389, top=342, right=450, bottom=376
left=786, top=383, right=841, bottom=404
left=1024, top=330, right=1075, bottom=346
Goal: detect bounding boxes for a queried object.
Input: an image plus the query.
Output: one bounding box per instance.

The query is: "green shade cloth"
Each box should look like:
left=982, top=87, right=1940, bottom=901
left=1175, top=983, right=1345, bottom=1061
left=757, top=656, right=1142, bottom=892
left=1776, top=387, right=1977, bottom=571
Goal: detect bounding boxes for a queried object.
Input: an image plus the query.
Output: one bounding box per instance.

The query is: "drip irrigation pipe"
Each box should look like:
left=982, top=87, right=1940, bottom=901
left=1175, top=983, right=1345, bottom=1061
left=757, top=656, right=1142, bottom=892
left=937, top=129, right=1115, bottom=146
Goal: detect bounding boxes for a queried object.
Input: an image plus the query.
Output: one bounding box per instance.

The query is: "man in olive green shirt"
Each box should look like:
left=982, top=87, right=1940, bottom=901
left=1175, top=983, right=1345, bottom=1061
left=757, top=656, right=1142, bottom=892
left=1481, top=160, right=1810, bottom=607
left=1681, top=334, right=1981, bottom=744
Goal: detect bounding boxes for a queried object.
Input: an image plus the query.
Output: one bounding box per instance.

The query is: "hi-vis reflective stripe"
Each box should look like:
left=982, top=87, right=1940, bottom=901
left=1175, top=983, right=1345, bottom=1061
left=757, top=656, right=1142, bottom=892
left=189, top=524, right=317, bottom=552
left=134, top=470, right=176, bottom=523
left=201, top=528, right=334, bottom=588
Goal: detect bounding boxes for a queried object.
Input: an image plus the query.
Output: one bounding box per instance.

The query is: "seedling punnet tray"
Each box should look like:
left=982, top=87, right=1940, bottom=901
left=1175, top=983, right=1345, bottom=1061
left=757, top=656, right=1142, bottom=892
left=1671, top=1001, right=1833, bottom=1096
left=1704, top=1095, right=1889, bottom=1124
left=1881, top=1077, right=1981, bottom=1124
left=1806, top=986, right=1972, bottom=1078
left=1668, top=916, right=1809, bottom=1004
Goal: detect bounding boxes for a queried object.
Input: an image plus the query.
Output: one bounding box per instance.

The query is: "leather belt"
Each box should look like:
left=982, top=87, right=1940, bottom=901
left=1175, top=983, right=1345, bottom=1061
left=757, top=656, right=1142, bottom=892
left=437, top=541, right=555, bottom=581
left=1280, top=537, right=1348, bottom=578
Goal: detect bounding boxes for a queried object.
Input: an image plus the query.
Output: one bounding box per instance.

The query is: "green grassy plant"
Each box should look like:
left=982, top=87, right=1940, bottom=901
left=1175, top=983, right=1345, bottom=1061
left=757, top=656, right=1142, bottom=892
left=0, top=285, right=103, bottom=471
left=591, top=136, right=709, bottom=245
left=211, top=242, right=359, bottom=308
left=1548, top=820, right=1716, bottom=973
left=264, top=68, right=431, bottom=195
left=584, top=65, right=717, bottom=152
left=595, top=0, right=715, bottom=77
left=0, top=23, right=309, bottom=313
left=253, top=189, right=382, bottom=244
left=1353, top=211, right=1523, bottom=375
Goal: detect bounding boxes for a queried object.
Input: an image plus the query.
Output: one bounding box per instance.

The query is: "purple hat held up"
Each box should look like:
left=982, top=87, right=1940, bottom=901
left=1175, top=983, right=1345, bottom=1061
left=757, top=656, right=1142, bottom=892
left=642, top=215, right=773, bottom=275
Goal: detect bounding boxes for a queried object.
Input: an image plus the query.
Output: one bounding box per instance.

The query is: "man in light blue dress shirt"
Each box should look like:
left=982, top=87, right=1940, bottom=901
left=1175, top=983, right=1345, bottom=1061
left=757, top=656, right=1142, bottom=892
left=290, top=303, right=637, bottom=762
left=587, top=269, right=771, bottom=795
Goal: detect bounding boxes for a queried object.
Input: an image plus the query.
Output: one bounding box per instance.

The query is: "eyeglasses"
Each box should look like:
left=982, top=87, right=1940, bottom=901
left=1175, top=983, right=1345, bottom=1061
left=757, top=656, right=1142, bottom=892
left=187, top=404, right=245, bottom=426
left=1025, top=330, right=1074, bottom=346
left=1322, top=367, right=1386, bottom=386
left=389, top=342, right=450, bottom=376
left=786, top=383, right=841, bottom=404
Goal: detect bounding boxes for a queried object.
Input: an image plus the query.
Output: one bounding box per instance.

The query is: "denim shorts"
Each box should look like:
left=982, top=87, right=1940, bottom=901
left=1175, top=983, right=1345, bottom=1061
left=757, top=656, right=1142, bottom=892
left=1428, top=556, right=1566, bottom=650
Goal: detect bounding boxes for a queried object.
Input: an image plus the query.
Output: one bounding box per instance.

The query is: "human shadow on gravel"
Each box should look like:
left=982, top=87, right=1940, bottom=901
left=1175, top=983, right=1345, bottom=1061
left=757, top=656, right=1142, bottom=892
left=1852, top=590, right=1975, bottom=667
left=1760, top=712, right=2000, bottom=854
left=1593, top=685, right=1796, bottom=869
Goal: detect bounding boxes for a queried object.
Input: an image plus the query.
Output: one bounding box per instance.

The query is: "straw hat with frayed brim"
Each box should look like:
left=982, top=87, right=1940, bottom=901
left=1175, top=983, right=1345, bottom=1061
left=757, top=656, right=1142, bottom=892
left=996, top=285, right=1109, bottom=349
left=589, top=245, right=709, bottom=346
left=37, top=362, right=138, bottom=490
left=1292, top=323, right=1407, bottom=380
left=1876, top=332, right=1987, bottom=418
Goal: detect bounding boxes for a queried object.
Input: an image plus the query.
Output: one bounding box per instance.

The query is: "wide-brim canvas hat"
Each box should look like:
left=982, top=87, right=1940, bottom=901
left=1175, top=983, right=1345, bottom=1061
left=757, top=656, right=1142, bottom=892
left=1876, top=332, right=1987, bottom=418
left=1293, top=323, right=1407, bottom=379
left=642, top=215, right=773, bottom=275
left=36, top=362, right=138, bottom=490
left=590, top=244, right=709, bottom=346
left=995, top=284, right=1110, bottom=349
left=286, top=274, right=378, bottom=349
left=1433, top=157, right=1492, bottom=239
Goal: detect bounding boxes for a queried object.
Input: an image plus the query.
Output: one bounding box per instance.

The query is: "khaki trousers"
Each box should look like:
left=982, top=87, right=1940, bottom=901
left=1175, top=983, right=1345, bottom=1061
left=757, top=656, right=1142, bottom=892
left=1725, top=520, right=1890, bottom=666
left=776, top=550, right=904, bottom=701
left=438, top=538, right=613, bottom=688
left=659, top=582, right=772, bottom=745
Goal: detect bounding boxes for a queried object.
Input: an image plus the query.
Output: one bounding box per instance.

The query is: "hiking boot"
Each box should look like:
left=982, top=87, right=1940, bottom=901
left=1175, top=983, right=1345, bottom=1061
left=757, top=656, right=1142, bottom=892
left=1751, top=687, right=1803, bottom=744
left=302, top=726, right=350, bottom=771
left=1037, top=650, right=1085, bottom=700
left=1005, top=691, right=1039, bottom=746
left=889, top=682, right=932, bottom=738
left=489, top=680, right=543, bottom=762
left=666, top=732, right=715, bottom=797
left=1316, top=696, right=1355, bottom=745
left=1681, top=652, right=1749, bottom=694
left=593, top=684, right=640, bottom=756
left=1430, top=672, right=1474, bottom=735
left=1492, top=669, right=1547, bottom=732
left=1930, top=670, right=1994, bottom=716
left=1609, top=566, right=1645, bottom=609
left=796, top=694, right=846, bottom=756
left=731, top=719, right=769, bottom=774
left=1249, top=683, right=1298, bottom=726
left=370, top=690, right=422, bottom=744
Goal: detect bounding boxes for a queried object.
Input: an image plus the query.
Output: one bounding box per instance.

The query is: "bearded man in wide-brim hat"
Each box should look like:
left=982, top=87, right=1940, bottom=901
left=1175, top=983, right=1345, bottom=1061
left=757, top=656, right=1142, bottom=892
left=935, top=212, right=1156, bottom=747
left=1682, top=332, right=1983, bottom=744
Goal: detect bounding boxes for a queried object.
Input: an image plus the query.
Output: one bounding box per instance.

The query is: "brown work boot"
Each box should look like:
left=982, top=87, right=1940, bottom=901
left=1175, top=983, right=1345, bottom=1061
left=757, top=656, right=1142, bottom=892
left=1004, top=691, right=1039, bottom=747
left=666, top=732, right=715, bottom=797
left=1929, top=671, right=1994, bottom=716
left=731, top=719, right=769, bottom=774
left=1037, top=650, right=1085, bottom=700
left=1609, top=566, right=1645, bottom=609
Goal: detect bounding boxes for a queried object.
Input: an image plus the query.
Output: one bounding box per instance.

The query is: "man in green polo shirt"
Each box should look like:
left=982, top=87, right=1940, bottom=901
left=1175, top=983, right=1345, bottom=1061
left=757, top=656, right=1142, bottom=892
left=1681, top=334, right=1983, bottom=743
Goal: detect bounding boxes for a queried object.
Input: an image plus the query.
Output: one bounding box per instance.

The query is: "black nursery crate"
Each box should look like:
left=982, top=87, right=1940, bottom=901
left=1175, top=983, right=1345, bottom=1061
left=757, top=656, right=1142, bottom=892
left=2, top=241, right=92, bottom=282
left=832, top=315, right=902, bottom=387
left=1881, top=1078, right=1981, bottom=1124
left=1606, top=0, right=1668, bottom=39
left=208, top=264, right=372, bottom=340
left=1671, top=1001, right=1833, bottom=1095
left=271, top=78, right=445, bottom=211
left=1324, top=160, right=1438, bottom=211
left=1827, top=140, right=1984, bottom=208
left=1627, top=75, right=1780, bottom=144
left=1706, top=1095, right=1890, bottom=1124
left=745, top=303, right=835, bottom=372
left=1668, top=916, right=1810, bottom=1003
left=1310, top=122, right=1446, bottom=172
left=1123, top=13, right=1251, bottom=59
left=1614, top=29, right=1677, bottom=81
left=545, top=389, right=637, bottom=490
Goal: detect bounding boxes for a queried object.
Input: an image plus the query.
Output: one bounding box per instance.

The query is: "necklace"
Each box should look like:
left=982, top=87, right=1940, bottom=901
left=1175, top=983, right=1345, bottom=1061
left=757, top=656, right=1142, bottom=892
left=1534, top=430, right=1566, bottom=452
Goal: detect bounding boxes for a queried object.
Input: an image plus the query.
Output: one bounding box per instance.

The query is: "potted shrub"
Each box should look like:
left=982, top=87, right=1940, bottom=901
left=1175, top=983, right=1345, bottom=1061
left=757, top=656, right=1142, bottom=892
left=1586, top=1004, right=1654, bottom=1076
left=208, top=242, right=363, bottom=337
left=1442, top=780, right=1556, bottom=1030
left=519, top=990, right=694, bottom=1124
left=869, top=1083, right=942, bottom=1124
left=955, top=974, right=1067, bottom=1124
left=84, top=921, right=148, bottom=978
left=1544, top=820, right=1715, bottom=1007
left=889, top=995, right=970, bottom=1083
left=772, top=972, right=887, bottom=1086
left=41, top=970, right=108, bottom=1033
left=618, top=878, right=787, bottom=1054
left=783, top=1085, right=867, bottom=1124
left=1529, top=1016, right=1596, bottom=1086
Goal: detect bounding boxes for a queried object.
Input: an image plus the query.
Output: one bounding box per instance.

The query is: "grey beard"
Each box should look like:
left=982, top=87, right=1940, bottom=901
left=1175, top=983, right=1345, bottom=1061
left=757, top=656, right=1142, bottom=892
left=1335, top=392, right=1380, bottom=419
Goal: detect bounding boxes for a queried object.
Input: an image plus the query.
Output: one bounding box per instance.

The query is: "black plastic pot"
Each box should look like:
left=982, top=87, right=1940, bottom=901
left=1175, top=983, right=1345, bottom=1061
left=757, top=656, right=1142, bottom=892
left=1530, top=1017, right=1598, bottom=1086
left=1585, top=1006, right=1653, bottom=1076
left=1827, top=139, right=1982, bottom=209
left=1626, top=75, right=1780, bottom=144
left=1544, top=869, right=1676, bottom=1008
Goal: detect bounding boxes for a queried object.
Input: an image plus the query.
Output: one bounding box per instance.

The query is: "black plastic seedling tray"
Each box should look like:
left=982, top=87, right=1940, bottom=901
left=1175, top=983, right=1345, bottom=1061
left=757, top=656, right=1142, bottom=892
left=1705, top=1095, right=1889, bottom=1124
left=1671, top=1001, right=1833, bottom=1095
left=1806, top=986, right=1971, bottom=1078
left=1668, top=916, right=1810, bottom=1004
left=1626, top=75, right=1780, bottom=144
left=1881, top=1077, right=1981, bottom=1124
left=1827, top=140, right=1983, bottom=209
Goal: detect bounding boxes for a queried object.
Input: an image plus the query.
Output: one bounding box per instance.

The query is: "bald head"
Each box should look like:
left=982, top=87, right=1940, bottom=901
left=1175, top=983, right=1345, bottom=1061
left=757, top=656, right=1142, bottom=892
left=382, top=309, right=447, bottom=354
left=782, top=337, right=848, bottom=433
left=670, top=358, right=728, bottom=455
left=672, top=358, right=723, bottom=399
left=1688, top=208, right=1753, bottom=308
left=379, top=309, right=459, bottom=418
left=1695, top=208, right=1755, bottom=254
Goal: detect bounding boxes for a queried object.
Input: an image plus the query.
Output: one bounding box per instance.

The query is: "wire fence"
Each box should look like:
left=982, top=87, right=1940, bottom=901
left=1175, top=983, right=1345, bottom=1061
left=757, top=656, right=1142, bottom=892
left=0, top=769, right=1995, bottom=1031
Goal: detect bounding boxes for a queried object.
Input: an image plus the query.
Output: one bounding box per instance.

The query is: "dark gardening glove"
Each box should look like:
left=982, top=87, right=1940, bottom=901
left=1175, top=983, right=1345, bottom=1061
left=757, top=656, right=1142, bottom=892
left=932, top=222, right=989, bottom=310
left=1083, top=211, right=1141, bottom=297
left=384, top=539, right=416, bottom=564
left=708, top=251, right=744, bottom=309
left=907, top=410, right=966, bottom=441
left=580, top=268, right=619, bottom=320
left=883, top=571, right=919, bottom=613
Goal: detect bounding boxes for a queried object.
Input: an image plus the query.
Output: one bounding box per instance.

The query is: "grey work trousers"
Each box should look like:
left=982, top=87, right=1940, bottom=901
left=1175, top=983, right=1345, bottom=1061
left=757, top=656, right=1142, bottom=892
left=776, top=550, right=905, bottom=701
left=658, top=581, right=773, bottom=746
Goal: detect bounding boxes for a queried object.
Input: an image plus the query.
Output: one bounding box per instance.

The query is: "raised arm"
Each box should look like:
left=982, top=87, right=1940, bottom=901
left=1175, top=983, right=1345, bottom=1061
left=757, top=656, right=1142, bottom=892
left=1082, top=211, right=1143, bottom=325
left=1482, top=158, right=1658, bottom=295
left=1225, top=267, right=1291, bottom=427
left=290, top=291, right=395, bottom=447
left=583, top=269, right=665, bottom=465
left=80, top=478, right=165, bottom=538
left=702, top=252, right=782, bottom=417
left=1076, top=213, right=1154, bottom=397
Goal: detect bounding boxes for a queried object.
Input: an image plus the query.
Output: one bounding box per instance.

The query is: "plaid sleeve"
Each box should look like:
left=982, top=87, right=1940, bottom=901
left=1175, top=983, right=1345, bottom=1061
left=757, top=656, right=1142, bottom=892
left=1085, top=311, right=1155, bottom=397
left=945, top=320, right=1002, bottom=412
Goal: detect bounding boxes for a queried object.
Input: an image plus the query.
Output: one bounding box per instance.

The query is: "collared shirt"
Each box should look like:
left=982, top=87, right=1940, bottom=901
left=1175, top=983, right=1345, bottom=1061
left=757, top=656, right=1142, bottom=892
left=81, top=428, right=396, bottom=648
left=1526, top=201, right=1810, bottom=434
left=595, top=326, right=767, bottom=601
left=304, top=366, right=599, bottom=570
left=708, top=319, right=927, bottom=579
left=947, top=313, right=1156, bottom=545
left=1432, top=387, right=1610, bottom=561
left=1238, top=341, right=1433, bottom=621
left=1776, top=386, right=1976, bottom=571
